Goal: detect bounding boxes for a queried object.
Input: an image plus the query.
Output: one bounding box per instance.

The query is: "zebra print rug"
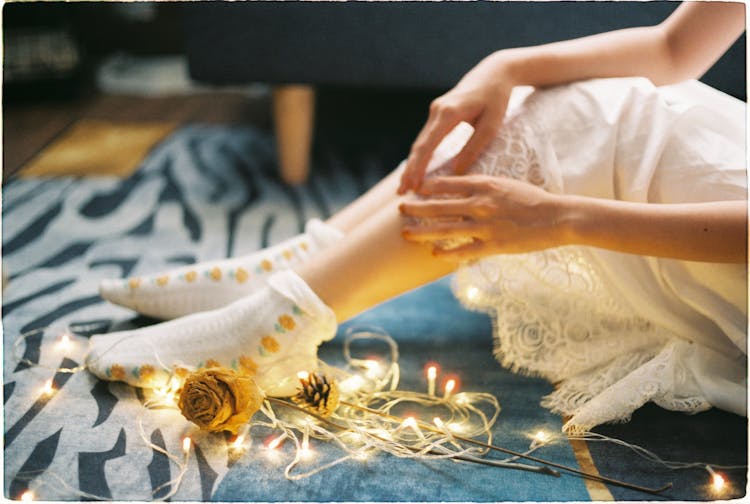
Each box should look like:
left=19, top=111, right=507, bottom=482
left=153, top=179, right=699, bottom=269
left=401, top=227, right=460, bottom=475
left=5, top=123, right=745, bottom=501
left=2, top=124, right=392, bottom=500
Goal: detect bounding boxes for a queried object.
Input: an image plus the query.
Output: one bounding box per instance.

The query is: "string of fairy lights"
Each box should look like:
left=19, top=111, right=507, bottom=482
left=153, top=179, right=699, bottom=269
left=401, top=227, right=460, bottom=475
left=11, top=324, right=746, bottom=501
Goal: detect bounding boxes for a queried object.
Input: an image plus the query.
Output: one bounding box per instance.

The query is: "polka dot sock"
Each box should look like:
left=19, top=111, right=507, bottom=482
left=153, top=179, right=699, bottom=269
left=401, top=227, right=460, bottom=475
left=86, top=270, right=337, bottom=397
left=99, top=219, right=343, bottom=320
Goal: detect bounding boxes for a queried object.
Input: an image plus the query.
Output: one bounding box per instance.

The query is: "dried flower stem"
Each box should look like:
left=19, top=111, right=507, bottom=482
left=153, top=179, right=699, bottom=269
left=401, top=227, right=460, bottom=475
left=340, top=400, right=672, bottom=495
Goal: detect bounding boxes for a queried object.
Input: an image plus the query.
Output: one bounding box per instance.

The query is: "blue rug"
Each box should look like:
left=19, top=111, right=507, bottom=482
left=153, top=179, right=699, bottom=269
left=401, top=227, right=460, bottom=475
left=3, top=124, right=745, bottom=501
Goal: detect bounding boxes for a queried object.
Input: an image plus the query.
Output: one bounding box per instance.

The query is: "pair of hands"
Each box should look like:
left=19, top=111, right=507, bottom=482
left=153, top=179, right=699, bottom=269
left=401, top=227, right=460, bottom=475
left=399, top=175, right=566, bottom=260
left=397, top=52, right=564, bottom=260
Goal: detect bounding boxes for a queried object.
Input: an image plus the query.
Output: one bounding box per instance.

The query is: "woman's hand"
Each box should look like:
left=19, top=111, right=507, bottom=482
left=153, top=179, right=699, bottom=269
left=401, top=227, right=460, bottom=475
left=400, top=175, right=568, bottom=260
left=397, top=53, right=516, bottom=195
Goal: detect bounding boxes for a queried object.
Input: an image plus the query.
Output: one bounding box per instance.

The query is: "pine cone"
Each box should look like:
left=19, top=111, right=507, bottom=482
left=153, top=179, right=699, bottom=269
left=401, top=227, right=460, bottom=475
left=292, top=372, right=340, bottom=417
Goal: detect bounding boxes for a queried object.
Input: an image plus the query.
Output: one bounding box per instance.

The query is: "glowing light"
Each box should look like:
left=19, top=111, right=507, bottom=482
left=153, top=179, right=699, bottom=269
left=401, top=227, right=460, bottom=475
left=182, top=437, right=192, bottom=453
left=155, top=386, right=176, bottom=404
left=534, top=431, right=549, bottom=443
left=707, top=466, right=726, bottom=492
left=447, top=422, right=466, bottom=433
left=230, top=434, right=246, bottom=451
left=399, top=416, right=425, bottom=440
left=21, top=490, right=34, bottom=502
left=712, top=473, right=725, bottom=491
left=443, top=379, right=456, bottom=399
left=433, top=417, right=446, bottom=430
left=41, top=379, right=55, bottom=396
left=297, top=371, right=310, bottom=381
left=364, top=360, right=381, bottom=379
left=426, top=365, right=437, bottom=396
left=453, top=393, right=469, bottom=405
left=401, top=416, right=417, bottom=429
left=56, top=333, right=72, bottom=352
left=267, top=434, right=286, bottom=450
left=466, top=286, right=480, bottom=302
left=300, top=439, right=313, bottom=460
left=168, top=376, right=182, bottom=391
left=339, top=375, right=366, bottom=393
left=353, top=450, right=369, bottom=461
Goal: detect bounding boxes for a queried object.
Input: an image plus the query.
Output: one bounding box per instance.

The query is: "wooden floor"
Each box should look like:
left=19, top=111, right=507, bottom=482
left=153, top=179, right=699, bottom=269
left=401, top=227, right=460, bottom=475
left=3, top=91, right=271, bottom=182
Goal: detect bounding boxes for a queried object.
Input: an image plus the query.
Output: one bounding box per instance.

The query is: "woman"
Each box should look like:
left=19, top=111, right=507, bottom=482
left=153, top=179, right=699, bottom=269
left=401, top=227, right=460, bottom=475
left=87, top=2, right=746, bottom=432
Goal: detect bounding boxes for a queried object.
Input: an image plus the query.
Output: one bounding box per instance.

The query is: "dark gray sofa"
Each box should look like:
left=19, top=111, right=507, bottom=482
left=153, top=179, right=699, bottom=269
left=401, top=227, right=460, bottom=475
left=184, top=1, right=746, bottom=183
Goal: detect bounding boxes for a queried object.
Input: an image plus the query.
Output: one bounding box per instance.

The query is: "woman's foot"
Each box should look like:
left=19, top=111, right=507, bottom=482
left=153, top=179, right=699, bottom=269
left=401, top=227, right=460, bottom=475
left=86, top=270, right=337, bottom=396
left=99, top=219, right=343, bottom=320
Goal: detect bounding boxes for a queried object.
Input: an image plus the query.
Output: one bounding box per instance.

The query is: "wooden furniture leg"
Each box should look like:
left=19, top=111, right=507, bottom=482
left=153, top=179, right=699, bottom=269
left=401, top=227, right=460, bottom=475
left=272, top=84, right=315, bottom=185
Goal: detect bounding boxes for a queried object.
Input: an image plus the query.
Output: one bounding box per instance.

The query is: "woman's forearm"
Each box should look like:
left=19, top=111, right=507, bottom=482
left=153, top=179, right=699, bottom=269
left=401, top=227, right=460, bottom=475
left=559, top=196, right=748, bottom=264
left=490, top=2, right=745, bottom=89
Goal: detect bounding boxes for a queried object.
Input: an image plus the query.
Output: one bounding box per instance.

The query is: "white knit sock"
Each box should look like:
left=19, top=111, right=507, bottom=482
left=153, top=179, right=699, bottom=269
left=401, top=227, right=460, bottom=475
left=99, top=219, right=343, bottom=320
left=86, top=270, right=337, bottom=397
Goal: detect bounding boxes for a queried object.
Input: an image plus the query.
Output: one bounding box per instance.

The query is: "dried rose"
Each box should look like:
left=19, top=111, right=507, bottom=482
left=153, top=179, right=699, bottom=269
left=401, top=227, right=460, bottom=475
left=178, top=367, right=263, bottom=434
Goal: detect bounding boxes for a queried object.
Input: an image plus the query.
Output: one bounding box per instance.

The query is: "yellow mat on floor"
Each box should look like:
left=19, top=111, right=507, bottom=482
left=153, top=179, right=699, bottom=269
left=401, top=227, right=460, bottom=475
left=20, top=118, right=177, bottom=178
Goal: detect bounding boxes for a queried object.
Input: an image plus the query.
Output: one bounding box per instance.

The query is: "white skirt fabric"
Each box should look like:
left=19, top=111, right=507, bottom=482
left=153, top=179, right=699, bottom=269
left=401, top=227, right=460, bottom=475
left=427, top=78, right=747, bottom=433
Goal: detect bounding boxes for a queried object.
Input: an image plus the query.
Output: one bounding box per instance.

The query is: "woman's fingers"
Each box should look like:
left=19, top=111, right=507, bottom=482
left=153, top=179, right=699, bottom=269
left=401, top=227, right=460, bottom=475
left=418, top=176, right=481, bottom=196
left=402, top=220, right=486, bottom=242
left=399, top=199, right=473, bottom=219
left=399, top=115, right=461, bottom=194
left=432, top=239, right=486, bottom=260
left=453, top=106, right=505, bottom=175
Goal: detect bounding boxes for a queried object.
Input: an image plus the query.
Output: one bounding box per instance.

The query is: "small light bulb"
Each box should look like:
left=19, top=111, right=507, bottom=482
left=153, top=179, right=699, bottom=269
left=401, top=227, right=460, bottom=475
left=231, top=434, right=245, bottom=450
left=57, top=333, right=72, bottom=352
left=534, top=431, right=549, bottom=443
left=433, top=417, right=445, bottom=429
left=182, top=437, right=192, bottom=453
left=339, top=375, right=366, bottom=393
left=21, top=490, right=34, bottom=502
left=402, top=417, right=417, bottom=429
left=712, top=473, right=725, bottom=490
left=466, top=286, right=480, bottom=302
left=41, top=379, right=55, bottom=396
left=168, top=376, right=181, bottom=391
left=426, top=365, right=437, bottom=396
left=364, top=360, right=381, bottom=379
left=447, top=422, right=465, bottom=433
left=300, top=439, right=313, bottom=459
left=443, top=379, right=456, bottom=399
left=267, top=434, right=286, bottom=450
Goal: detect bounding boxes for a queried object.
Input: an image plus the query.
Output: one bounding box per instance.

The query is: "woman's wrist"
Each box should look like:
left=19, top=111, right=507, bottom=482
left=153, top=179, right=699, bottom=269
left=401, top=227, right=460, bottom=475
left=485, top=49, right=523, bottom=88
left=553, top=194, right=593, bottom=248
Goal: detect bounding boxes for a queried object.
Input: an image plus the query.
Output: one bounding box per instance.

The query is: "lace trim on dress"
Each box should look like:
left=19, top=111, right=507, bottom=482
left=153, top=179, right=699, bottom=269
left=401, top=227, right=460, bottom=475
left=448, top=108, right=712, bottom=432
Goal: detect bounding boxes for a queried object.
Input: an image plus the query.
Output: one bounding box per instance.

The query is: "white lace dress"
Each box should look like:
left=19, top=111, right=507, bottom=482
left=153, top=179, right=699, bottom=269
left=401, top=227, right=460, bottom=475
left=426, top=78, right=747, bottom=433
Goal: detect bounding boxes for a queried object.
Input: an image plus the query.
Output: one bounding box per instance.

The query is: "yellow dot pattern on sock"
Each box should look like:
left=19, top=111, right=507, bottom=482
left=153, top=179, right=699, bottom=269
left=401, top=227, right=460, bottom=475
left=235, top=267, right=249, bottom=283
left=282, top=249, right=293, bottom=260
left=239, top=355, right=258, bottom=375
left=128, top=278, right=141, bottom=289
left=278, top=314, right=296, bottom=331
left=300, top=242, right=308, bottom=251
left=210, top=267, right=222, bottom=281
left=184, top=271, right=197, bottom=283
left=138, top=365, right=156, bottom=382
left=156, top=275, right=169, bottom=286
left=261, top=336, right=280, bottom=353
left=110, top=364, right=126, bottom=380
left=260, top=259, right=273, bottom=272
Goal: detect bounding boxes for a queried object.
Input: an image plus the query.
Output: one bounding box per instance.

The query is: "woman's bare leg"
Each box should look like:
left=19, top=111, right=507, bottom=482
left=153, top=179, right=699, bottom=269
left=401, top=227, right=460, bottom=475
left=298, top=196, right=456, bottom=323
left=326, top=163, right=407, bottom=233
